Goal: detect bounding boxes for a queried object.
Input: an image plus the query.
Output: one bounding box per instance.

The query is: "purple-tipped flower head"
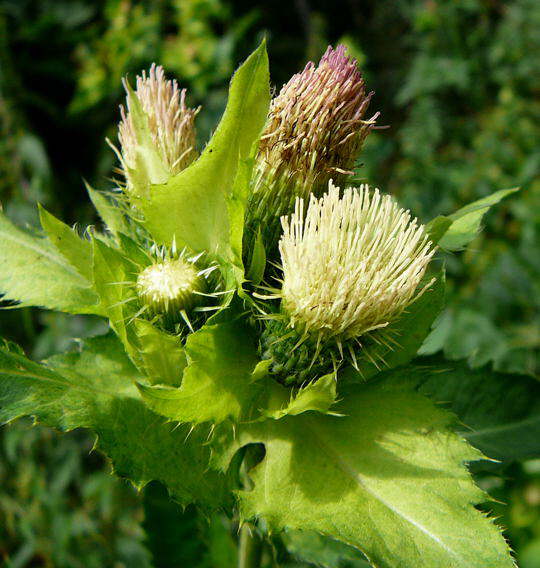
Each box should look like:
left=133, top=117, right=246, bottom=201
left=114, top=64, right=199, bottom=198
left=246, top=45, right=378, bottom=252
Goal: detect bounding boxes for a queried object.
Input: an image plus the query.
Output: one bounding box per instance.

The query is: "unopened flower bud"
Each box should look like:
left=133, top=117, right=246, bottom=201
left=136, top=257, right=204, bottom=322
left=262, top=181, right=435, bottom=384
left=114, top=64, right=199, bottom=198
left=246, top=45, right=378, bottom=254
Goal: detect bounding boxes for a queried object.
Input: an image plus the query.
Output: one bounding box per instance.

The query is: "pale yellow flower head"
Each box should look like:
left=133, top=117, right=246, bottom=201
left=278, top=182, right=435, bottom=343
left=137, top=257, right=202, bottom=316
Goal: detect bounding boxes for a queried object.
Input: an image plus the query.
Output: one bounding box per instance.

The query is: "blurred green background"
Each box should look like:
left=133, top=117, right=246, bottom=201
left=0, top=0, right=538, bottom=566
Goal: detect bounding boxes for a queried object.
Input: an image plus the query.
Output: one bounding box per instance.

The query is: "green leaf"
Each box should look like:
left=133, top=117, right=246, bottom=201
left=91, top=238, right=139, bottom=358
left=236, top=378, right=514, bottom=567
left=226, top=153, right=259, bottom=288
left=282, top=530, right=371, bottom=568
left=86, top=183, right=130, bottom=236
left=122, top=80, right=170, bottom=197
left=139, top=42, right=270, bottom=270
left=143, top=483, right=237, bottom=568
left=135, top=319, right=186, bottom=386
left=139, top=319, right=261, bottom=425
left=438, top=188, right=518, bottom=250
left=39, top=205, right=94, bottom=281
left=424, top=215, right=452, bottom=244
left=264, top=374, right=339, bottom=420
left=246, top=229, right=266, bottom=286
left=0, top=334, right=230, bottom=509
left=117, top=232, right=153, bottom=267
left=144, top=485, right=207, bottom=568
left=412, top=357, right=540, bottom=465
left=347, top=270, right=446, bottom=381
left=0, top=210, right=101, bottom=314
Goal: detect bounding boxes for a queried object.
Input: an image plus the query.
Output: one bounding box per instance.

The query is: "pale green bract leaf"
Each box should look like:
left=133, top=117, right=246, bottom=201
left=0, top=334, right=230, bottom=509
left=138, top=42, right=270, bottom=274
left=246, top=229, right=266, bottom=286
left=236, top=378, right=514, bottom=568
left=264, top=374, right=339, bottom=420
left=138, top=319, right=261, bottom=425
left=39, top=205, right=94, bottom=281
left=424, top=215, right=452, bottom=244
left=437, top=188, right=518, bottom=250
left=0, top=210, right=101, bottom=314
left=92, top=238, right=139, bottom=360
left=117, top=232, right=153, bottom=266
left=135, top=319, right=186, bottom=387
left=86, top=183, right=130, bottom=236
left=122, top=81, right=170, bottom=198
left=227, top=154, right=258, bottom=288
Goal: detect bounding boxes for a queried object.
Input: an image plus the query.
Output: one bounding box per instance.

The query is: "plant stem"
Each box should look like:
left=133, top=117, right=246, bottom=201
left=238, top=524, right=263, bottom=568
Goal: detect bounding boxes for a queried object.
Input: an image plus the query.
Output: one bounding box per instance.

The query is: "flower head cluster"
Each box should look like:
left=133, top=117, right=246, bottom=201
left=278, top=182, right=435, bottom=345
left=246, top=45, right=378, bottom=252
left=115, top=64, right=199, bottom=196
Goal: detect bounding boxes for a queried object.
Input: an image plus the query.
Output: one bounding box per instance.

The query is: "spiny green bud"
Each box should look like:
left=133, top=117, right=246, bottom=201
left=260, top=319, right=335, bottom=386
left=136, top=257, right=204, bottom=320
left=262, top=181, right=435, bottom=384
left=113, top=64, right=199, bottom=198
left=245, top=45, right=378, bottom=254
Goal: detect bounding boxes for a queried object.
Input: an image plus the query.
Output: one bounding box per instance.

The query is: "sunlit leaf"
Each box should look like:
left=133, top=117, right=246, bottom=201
left=235, top=376, right=514, bottom=568
left=139, top=319, right=261, bottom=425
left=39, top=205, right=94, bottom=281
left=135, top=319, right=186, bottom=387
left=0, top=211, right=101, bottom=314
left=435, top=188, right=519, bottom=250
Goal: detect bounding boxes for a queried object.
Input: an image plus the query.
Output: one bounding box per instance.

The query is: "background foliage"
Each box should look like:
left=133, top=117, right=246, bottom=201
left=0, top=0, right=538, bottom=566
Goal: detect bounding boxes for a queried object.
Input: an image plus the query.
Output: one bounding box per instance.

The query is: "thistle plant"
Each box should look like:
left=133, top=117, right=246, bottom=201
left=245, top=44, right=377, bottom=255
left=0, top=42, right=525, bottom=568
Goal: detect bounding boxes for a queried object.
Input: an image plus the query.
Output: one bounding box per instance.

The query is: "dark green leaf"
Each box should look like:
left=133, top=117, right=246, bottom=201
left=412, top=357, right=540, bottom=465
left=246, top=229, right=266, bottom=286
left=0, top=334, right=230, bottom=509
left=282, top=530, right=371, bottom=568
left=143, top=482, right=237, bottom=568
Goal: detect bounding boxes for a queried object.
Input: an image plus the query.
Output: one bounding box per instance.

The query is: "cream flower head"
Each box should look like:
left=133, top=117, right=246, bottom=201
left=278, top=181, right=435, bottom=345
left=137, top=257, right=202, bottom=316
